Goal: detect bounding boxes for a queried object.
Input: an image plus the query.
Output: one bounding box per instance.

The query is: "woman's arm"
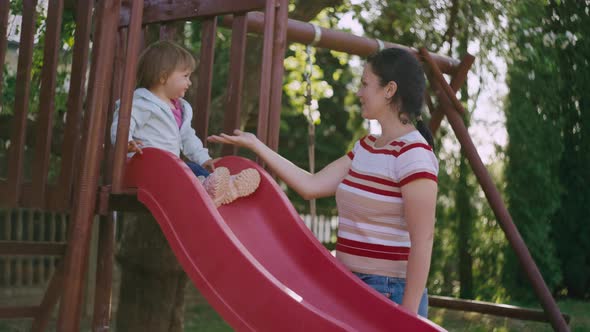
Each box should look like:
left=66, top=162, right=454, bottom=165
left=400, top=179, right=438, bottom=314
left=208, top=130, right=351, bottom=199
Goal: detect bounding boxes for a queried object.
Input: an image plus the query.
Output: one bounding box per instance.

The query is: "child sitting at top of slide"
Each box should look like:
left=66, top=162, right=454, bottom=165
left=110, top=40, right=259, bottom=206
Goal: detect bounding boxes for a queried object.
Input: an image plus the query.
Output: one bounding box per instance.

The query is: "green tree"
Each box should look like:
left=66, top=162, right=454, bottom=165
left=548, top=1, right=590, bottom=299
left=504, top=0, right=578, bottom=298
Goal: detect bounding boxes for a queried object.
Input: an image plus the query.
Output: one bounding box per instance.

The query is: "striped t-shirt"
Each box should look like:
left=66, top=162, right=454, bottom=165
left=335, top=131, right=438, bottom=279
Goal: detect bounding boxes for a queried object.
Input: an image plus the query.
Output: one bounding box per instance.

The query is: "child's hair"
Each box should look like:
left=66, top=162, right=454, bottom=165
left=136, top=40, right=197, bottom=89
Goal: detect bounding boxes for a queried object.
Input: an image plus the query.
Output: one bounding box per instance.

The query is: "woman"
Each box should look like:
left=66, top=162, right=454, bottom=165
left=208, top=48, right=438, bottom=317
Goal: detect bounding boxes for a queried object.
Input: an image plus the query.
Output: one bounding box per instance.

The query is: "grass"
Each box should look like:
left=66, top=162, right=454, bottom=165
left=0, top=287, right=587, bottom=331
left=183, top=289, right=590, bottom=332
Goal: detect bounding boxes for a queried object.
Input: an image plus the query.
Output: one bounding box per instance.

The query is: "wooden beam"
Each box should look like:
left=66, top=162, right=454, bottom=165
left=0, top=306, right=38, bottom=318
left=31, top=0, right=65, bottom=208
left=111, top=0, right=145, bottom=193
left=57, top=0, right=122, bottom=329
left=119, top=0, right=266, bottom=27
left=420, top=47, right=569, bottom=332
left=256, top=0, right=276, bottom=146
left=266, top=0, right=288, bottom=153
left=428, top=53, right=474, bottom=134
left=5, top=0, right=38, bottom=207
left=221, top=12, right=460, bottom=75
left=429, top=295, right=571, bottom=324
left=221, top=14, right=248, bottom=156
left=54, top=0, right=94, bottom=211
left=192, top=18, right=217, bottom=140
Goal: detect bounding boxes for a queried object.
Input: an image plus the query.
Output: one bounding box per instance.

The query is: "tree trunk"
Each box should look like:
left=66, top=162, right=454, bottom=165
left=115, top=212, right=188, bottom=332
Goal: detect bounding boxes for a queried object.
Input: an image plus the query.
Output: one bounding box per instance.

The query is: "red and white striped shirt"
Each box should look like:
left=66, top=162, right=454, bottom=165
left=335, top=131, right=438, bottom=278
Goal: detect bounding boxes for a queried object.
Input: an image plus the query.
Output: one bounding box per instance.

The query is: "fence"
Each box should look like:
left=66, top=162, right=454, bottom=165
left=0, top=209, right=338, bottom=288
left=300, top=214, right=338, bottom=244
left=0, top=209, right=68, bottom=288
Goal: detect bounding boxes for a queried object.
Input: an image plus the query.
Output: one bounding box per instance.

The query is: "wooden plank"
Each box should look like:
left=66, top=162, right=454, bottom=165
left=119, top=0, right=266, bottom=27
left=0, top=0, right=10, bottom=109
left=102, top=29, right=128, bottom=193
left=256, top=0, right=276, bottom=147
left=221, top=14, right=248, bottom=156
left=192, top=18, right=217, bottom=140
left=0, top=306, right=38, bottom=318
left=0, top=241, right=67, bottom=256
left=266, top=0, right=288, bottom=153
left=30, top=0, right=64, bottom=208
left=111, top=0, right=145, bottom=193
left=54, top=0, right=93, bottom=211
left=5, top=0, right=38, bottom=207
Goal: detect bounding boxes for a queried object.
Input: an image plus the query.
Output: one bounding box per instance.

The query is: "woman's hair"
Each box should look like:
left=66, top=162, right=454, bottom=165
left=136, top=40, right=197, bottom=89
left=367, top=48, right=434, bottom=148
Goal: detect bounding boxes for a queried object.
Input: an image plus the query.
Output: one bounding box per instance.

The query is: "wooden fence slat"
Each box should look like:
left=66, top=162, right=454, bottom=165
left=192, top=17, right=217, bottom=139
left=222, top=14, right=248, bottom=156
left=26, top=211, right=34, bottom=285
left=30, top=0, right=65, bottom=208
left=15, top=210, right=23, bottom=286
left=5, top=0, right=38, bottom=207
left=54, top=0, right=94, bottom=211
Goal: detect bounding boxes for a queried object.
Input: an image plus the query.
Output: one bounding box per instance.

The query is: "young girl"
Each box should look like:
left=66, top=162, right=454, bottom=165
left=111, top=40, right=260, bottom=207
left=209, top=48, right=437, bottom=317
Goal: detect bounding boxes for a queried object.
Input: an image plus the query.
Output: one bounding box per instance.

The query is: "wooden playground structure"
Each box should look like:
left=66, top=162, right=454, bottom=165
left=0, top=0, right=570, bottom=331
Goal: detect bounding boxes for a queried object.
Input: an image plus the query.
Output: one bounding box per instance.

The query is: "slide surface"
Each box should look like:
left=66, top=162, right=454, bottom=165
left=123, top=148, right=446, bottom=331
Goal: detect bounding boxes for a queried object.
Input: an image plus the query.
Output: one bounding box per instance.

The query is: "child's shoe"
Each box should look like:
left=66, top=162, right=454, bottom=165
left=202, top=167, right=260, bottom=207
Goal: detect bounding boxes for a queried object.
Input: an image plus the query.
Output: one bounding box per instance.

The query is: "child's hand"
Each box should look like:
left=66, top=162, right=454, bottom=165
left=202, top=158, right=217, bottom=172
left=128, top=140, right=143, bottom=154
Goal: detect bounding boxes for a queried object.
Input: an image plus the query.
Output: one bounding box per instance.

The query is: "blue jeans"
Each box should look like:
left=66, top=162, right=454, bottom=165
left=354, top=272, right=428, bottom=318
left=185, top=161, right=210, bottom=177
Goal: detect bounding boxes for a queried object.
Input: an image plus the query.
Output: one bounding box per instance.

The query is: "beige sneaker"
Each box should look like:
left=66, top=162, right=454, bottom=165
left=202, top=167, right=260, bottom=207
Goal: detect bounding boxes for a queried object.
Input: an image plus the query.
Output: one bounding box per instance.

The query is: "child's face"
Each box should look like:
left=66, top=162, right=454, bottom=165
left=162, top=68, right=192, bottom=100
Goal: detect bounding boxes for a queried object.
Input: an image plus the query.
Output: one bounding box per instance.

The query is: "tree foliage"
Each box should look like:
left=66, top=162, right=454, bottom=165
left=504, top=0, right=590, bottom=299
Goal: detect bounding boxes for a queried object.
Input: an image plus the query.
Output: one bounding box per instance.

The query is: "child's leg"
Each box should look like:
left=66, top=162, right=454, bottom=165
left=185, top=161, right=210, bottom=177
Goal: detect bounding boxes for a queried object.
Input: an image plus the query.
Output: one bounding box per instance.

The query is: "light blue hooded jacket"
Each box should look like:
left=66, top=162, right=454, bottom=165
left=110, top=88, right=211, bottom=165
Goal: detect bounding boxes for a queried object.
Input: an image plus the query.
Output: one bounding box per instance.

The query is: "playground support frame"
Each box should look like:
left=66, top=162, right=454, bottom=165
left=420, top=48, right=569, bottom=332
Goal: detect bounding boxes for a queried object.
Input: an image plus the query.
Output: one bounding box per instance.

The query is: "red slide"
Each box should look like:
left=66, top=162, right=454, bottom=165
left=123, top=148, right=446, bottom=331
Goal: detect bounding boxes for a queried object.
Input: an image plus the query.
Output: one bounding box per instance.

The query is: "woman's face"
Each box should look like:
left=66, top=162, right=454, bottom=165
left=356, top=64, right=394, bottom=120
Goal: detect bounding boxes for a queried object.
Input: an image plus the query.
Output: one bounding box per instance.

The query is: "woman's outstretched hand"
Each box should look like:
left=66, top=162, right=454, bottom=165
left=207, top=129, right=259, bottom=150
